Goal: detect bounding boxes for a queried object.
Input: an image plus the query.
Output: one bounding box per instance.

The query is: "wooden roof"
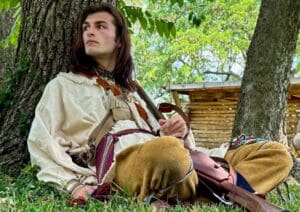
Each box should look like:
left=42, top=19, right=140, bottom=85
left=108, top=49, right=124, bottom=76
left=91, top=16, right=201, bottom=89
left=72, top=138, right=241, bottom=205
left=169, top=78, right=300, bottom=99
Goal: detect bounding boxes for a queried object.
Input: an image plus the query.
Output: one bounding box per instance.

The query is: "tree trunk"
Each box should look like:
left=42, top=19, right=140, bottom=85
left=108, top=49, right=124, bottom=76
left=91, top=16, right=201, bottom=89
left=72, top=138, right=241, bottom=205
left=232, top=0, right=300, bottom=145
left=0, top=0, right=116, bottom=175
left=0, top=10, right=15, bottom=86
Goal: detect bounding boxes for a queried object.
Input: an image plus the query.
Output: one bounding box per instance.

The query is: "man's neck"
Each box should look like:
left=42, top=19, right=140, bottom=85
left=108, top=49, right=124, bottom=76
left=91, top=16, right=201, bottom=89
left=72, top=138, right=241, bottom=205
left=95, top=57, right=116, bottom=72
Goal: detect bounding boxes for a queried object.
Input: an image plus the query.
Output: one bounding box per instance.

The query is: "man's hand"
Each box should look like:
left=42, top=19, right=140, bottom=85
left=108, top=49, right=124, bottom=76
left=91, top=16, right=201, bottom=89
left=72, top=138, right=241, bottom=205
left=159, top=114, right=188, bottom=138
left=72, top=185, right=97, bottom=200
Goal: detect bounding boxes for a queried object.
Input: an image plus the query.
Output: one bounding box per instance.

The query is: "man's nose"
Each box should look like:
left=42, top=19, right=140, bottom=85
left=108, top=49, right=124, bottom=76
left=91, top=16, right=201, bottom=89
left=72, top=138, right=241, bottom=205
left=86, top=26, right=96, bottom=36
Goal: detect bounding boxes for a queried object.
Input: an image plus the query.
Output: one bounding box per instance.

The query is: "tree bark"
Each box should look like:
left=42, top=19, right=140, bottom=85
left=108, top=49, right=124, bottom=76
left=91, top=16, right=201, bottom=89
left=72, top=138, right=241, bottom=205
left=0, top=10, right=15, bottom=86
left=232, top=0, right=300, bottom=145
left=0, top=0, right=116, bottom=175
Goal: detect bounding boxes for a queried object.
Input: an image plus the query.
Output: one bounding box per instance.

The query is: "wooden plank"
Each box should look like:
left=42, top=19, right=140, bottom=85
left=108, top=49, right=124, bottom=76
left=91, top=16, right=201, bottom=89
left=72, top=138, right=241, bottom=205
left=287, top=106, right=300, bottom=110
left=194, top=137, right=230, bottom=141
left=189, top=107, right=237, bottom=111
left=191, top=125, right=233, bottom=130
left=190, top=114, right=236, bottom=118
left=190, top=107, right=236, bottom=112
left=191, top=121, right=234, bottom=126
left=287, top=117, right=300, bottom=123
left=169, top=81, right=241, bottom=93
left=195, top=140, right=229, bottom=147
left=190, top=117, right=235, bottom=122
left=192, top=107, right=237, bottom=110
left=190, top=93, right=240, bottom=101
left=169, top=78, right=300, bottom=93
left=189, top=101, right=238, bottom=106
left=195, top=143, right=225, bottom=148
left=190, top=113, right=236, bottom=117
left=190, top=109, right=236, bottom=113
left=287, top=101, right=300, bottom=105
left=193, top=130, right=233, bottom=134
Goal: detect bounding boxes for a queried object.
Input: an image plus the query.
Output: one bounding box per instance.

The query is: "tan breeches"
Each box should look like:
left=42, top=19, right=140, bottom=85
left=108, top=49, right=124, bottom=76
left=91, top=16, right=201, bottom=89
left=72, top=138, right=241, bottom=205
left=114, top=138, right=293, bottom=201
left=113, top=136, right=198, bottom=201
left=225, top=141, right=293, bottom=195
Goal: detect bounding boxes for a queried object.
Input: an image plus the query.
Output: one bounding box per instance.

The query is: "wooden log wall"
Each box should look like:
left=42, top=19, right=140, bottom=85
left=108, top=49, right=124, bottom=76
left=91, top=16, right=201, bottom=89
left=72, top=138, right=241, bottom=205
left=185, top=95, right=300, bottom=149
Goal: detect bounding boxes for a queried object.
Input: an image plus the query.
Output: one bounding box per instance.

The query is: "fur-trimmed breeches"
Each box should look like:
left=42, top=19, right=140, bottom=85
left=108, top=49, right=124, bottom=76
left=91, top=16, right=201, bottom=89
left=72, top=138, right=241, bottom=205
left=113, top=136, right=198, bottom=201
left=225, top=141, right=293, bottom=195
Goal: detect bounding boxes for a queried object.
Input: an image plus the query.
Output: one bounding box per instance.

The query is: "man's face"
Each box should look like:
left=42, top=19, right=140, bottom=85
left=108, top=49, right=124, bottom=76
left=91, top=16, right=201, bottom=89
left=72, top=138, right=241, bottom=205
left=82, top=12, right=119, bottom=61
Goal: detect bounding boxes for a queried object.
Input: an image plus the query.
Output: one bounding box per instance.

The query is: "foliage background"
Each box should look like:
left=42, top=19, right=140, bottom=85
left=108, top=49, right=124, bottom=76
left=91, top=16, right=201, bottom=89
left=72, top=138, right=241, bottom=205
left=1, top=0, right=299, bottom=100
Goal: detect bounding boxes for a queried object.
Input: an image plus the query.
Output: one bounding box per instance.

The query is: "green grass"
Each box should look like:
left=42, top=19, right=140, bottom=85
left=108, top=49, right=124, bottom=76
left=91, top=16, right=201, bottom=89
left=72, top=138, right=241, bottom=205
left=0, top=166, right=299, bottom=211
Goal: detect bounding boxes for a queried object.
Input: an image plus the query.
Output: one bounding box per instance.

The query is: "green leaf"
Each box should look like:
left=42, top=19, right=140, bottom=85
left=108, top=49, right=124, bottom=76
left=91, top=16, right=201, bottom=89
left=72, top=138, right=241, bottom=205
left=22, top=164, right=34, bottom=173
left=138, top=14, right=148, bottom=30
left=148, top=18, right=155, bottom=33
left=188, top=12, right=193, bottom=21
left=168, top=22, right=176, bottom=38
left=156, top=20, right=164, bottom=37
left=296, top=63, right=300, bottom=72
left=170, top=0, right=177, bottom=7
left=145, top=11, right=152, bottom=18
left=193, top=16, right=201, bottom=27
left=10, top=0, right=20, bottom=8
left=178, top=0, right=184, bottom=7
left=130, top=9, right=138, bottom=23
left=123, top=6, right=133, bottom=23
left=162, top=21, right=170, bottom=38
left=118, top=0, right=126, bottom=7
left=4, top=0, right=10, bottom=9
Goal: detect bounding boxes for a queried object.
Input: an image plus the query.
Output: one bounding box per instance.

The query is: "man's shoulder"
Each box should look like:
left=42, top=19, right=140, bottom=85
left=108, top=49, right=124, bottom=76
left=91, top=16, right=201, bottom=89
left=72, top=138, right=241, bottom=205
left=48, top=72, right=96, bottom=87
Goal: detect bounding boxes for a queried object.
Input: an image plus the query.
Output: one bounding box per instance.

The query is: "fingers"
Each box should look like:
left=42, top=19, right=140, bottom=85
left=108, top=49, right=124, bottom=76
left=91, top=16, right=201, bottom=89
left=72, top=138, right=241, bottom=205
left=159, top=115, right=187, bottom=138
left=158, top=119, right=167, bottom=126
left=72, top=185, right=97, bottom=200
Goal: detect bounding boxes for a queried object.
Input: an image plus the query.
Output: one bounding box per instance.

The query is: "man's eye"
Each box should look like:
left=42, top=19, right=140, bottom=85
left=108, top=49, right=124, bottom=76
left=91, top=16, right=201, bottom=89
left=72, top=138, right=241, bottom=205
left=96, top=25, right=104, bottom=29
left=82, top=25, right=88, bottom=31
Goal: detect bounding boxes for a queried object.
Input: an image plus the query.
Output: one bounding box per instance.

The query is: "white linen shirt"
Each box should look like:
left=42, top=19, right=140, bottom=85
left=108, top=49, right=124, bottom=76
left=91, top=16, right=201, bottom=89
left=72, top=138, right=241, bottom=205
left=27, top=72, right=228, bottom=193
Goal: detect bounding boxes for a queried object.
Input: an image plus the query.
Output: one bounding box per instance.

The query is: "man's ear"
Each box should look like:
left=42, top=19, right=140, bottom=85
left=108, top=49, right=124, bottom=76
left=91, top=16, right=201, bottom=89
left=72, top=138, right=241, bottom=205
left=117, top=40, right=121, bottom=48
left=115, top=38, right=121, bottom=47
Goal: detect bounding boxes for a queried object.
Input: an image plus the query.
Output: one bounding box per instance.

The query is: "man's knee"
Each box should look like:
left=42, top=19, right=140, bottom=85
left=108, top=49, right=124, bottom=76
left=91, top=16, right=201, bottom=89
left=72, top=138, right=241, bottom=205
left=114, top=136, right=197, bottom=201
left=267, top=142, right=293, bottom=172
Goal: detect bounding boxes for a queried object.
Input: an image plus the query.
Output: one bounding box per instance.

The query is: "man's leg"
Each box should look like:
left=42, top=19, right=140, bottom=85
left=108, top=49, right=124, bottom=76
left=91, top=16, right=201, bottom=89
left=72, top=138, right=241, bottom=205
left=225, top=141, right=293, bottom=194
left=114, top=136, right=198, bottom=201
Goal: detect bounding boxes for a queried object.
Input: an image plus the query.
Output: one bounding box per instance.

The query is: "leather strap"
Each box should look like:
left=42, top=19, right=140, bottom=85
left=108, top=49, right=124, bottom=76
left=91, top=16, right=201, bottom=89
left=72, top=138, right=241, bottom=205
left=191, top=149, right=282, bottom=212
left=95, top=128, right=156, bottom=184
left=223, top=182, right=282, bottom=212
left=91, top=110, right=156, bottom=184
left=135, top=81, right=165, bottom=120
left=143, top=160, right=194, bottom=203
left=88, top=112, right=115, bottom=148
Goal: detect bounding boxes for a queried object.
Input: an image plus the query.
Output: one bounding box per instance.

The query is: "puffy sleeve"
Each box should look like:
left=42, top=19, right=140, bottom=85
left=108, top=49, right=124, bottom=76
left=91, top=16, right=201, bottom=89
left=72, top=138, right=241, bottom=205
left=27, top=77, right=97, bottom=193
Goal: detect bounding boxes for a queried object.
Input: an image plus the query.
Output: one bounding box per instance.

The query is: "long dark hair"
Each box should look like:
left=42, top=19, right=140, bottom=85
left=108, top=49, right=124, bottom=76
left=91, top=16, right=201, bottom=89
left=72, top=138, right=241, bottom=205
left=70, top=3, right=136, bottom=91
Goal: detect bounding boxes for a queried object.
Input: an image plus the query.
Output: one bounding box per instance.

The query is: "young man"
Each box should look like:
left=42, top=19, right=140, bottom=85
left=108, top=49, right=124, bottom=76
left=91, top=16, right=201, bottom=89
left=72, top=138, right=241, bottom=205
left=28, top=3, right=197, bottom=202
left=27, top=3, right=293, bottom=204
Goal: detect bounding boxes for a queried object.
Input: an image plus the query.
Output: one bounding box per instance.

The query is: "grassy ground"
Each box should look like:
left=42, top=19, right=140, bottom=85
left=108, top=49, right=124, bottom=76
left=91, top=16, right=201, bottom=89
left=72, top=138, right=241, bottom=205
left=0, top=166, right=299, bottom=211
